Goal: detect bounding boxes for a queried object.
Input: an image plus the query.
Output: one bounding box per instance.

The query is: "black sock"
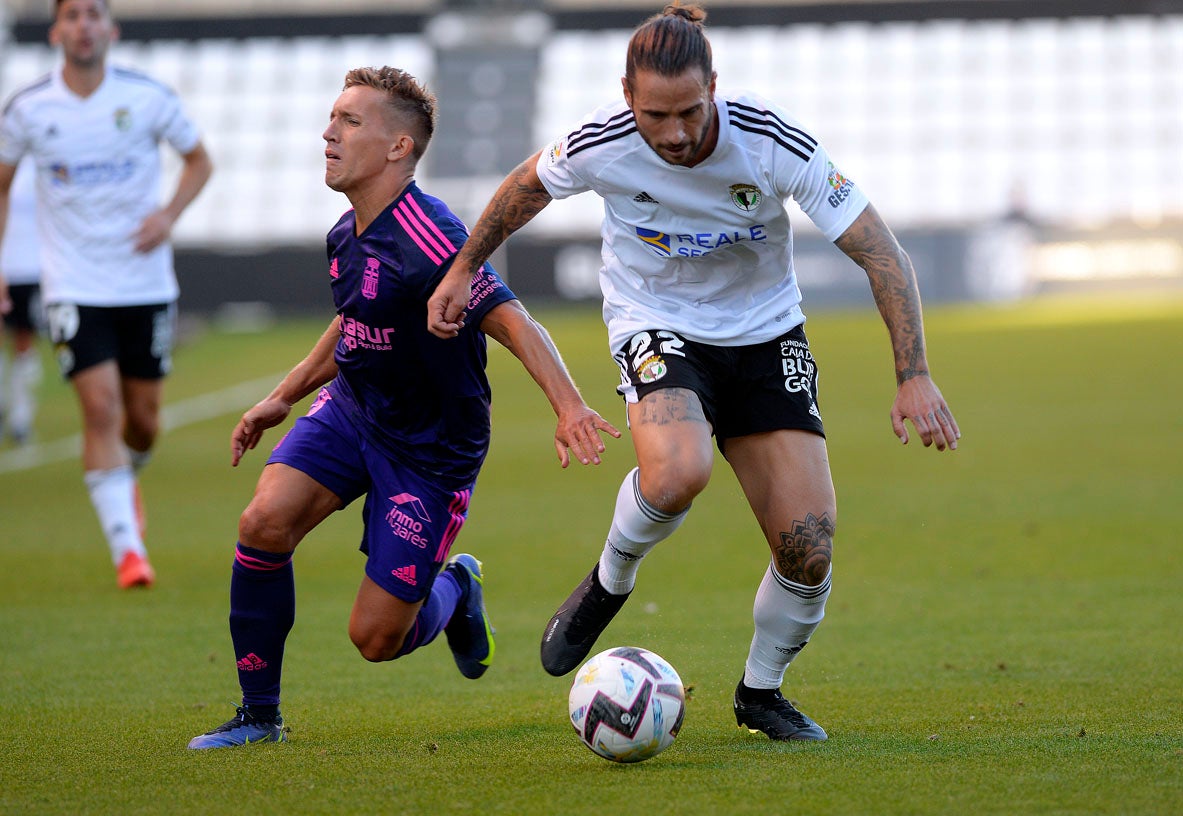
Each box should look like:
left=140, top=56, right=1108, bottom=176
left=737, top=680, right=780, bottom=703
left=243, top=703, right=280, bottom=721
left=229, top=543, right=295, bottom=710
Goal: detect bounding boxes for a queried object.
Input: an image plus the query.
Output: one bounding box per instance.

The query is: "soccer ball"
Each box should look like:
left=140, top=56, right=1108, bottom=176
left=567, top=646, right=685, bottom=763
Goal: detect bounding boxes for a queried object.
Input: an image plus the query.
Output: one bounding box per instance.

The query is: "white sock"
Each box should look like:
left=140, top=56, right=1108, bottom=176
left=8, top=350, right=41, bottom=434
left=743, top=562, right=832, bottom=689
left=84, top=466, right=147, bottom=566
left=597, top=467, right=689, bottom=595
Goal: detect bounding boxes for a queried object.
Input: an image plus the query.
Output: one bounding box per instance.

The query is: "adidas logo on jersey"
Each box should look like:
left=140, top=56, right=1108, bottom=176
left=633, top=191, right=660, bottom=204
left=391, top=564, right=418, bottom=586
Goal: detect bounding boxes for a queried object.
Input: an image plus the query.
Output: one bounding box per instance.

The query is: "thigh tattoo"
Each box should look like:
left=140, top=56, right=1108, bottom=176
left=774, top=512, right=834, bottom=585
left=636, top=389, right=709, bottom=427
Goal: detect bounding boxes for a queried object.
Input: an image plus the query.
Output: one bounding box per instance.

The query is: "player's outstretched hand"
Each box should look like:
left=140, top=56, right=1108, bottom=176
left=231, top=397, right=293, bottom=467
left=555, top=405, right=622, bottom=467
left=427, top=268, right=471, bottom=338
left=891, top=374, right=960, bottom=451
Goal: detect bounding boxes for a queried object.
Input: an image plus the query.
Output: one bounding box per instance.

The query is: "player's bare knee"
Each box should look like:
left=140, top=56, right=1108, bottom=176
left=351, top=627, right=404, bottom=662
left=639, top=462, right=710, bottom=513
left=238, top=501, right=296, bottom=553
left=81, top=401, right=124, bottom=436
left=124, top=417, right=159, bottom=451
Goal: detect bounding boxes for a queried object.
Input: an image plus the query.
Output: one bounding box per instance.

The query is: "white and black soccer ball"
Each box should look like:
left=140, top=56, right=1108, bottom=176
left=567, top=646, right=685, bottom=763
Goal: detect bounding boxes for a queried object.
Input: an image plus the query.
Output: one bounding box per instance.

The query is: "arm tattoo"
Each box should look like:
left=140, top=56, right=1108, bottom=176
left=459, top=159, right=553, bottom=271
left=774, top=513, right=834, bottom=585
left=835, top=207, right=929, bottom=384
left=635, top=388, right=709, bottom=427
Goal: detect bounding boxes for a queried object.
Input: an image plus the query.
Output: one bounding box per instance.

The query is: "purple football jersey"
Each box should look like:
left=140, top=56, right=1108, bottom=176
left=323, top=182, right=516, bottom=489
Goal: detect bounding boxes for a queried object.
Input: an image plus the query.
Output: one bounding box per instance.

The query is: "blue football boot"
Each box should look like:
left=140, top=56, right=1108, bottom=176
left=443, top=554, right=495, bottom=679
left=187, top=706, right=286, bottom=749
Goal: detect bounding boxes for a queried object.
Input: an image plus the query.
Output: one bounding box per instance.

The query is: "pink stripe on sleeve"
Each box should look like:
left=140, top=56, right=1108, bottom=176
left=392, top=205, right=446, bottom=266
left=402, top=194, right=458, bottom=255
left=394, top=194, right=457, bottom=264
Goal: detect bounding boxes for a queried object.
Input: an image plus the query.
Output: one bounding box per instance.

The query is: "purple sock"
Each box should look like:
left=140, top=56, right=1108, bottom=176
left=229, top=543, right=295, bottom=708
left=394, top=569, right=462, bottom=658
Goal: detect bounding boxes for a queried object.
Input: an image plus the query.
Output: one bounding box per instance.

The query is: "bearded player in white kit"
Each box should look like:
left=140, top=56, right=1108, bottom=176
left=0, top=0, right=213, bottom=588
left=429, top=3, right=961, bottom=741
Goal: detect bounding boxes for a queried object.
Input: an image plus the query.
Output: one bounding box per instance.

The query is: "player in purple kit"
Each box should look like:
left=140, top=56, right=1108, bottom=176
left=188, top=66, right=619, bottom=749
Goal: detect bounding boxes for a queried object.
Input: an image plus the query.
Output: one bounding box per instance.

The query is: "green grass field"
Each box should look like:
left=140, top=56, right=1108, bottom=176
left=1, top=294, right=1180, bottom=815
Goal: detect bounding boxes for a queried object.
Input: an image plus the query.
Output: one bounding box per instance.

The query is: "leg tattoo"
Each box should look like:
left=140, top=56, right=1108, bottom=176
left=635, top=389, right=709, bottom=427
left=774, top=513, right=834, bottom=585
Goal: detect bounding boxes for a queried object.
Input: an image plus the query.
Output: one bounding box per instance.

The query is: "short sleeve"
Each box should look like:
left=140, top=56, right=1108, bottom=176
left=536, top=134, right=594, bottom=201
left=0, top=104, right=30, bottom=166
left=465, top=262, right=516, bottom=324
left=786, top=145, right=869, bottom=242
left=155, top=89, right=202, bottom=155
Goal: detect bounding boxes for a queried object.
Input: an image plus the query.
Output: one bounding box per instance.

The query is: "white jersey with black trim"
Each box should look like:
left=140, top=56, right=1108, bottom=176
left=536, top=91, right=869, bottom=350
left=0, top=158, right=40, bottom=285
left=0, top=65, right=201, bottom=305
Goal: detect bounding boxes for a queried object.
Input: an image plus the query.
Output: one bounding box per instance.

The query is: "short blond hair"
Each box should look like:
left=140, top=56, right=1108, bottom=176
left=343, top=66, right=437, bottom=161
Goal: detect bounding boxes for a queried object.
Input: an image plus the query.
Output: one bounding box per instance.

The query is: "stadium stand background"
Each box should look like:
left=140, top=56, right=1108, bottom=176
left=3, top=0, right=1182, bottom=314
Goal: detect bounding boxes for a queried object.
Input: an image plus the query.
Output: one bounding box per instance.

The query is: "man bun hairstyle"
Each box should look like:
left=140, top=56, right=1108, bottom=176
left=625, top=2, right=713, bottom=89
left=343, top=66, right=437, bottom=160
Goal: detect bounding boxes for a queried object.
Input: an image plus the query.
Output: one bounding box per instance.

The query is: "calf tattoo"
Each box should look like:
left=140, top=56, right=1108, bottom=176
left=775, top=513, right=834, bottom=585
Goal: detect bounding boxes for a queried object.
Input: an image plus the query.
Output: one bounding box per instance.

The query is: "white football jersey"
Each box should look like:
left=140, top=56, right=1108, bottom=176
left=537, top=91, right=868, bottom=351
left=0, top=65, right=201, bottom=305
left=1, top=157, right=40, bottom=285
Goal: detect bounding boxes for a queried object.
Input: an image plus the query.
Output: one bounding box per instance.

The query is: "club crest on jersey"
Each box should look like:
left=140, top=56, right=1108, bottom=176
left=729, top=183, right=762, bottom=212
left=637, top=356, right=668, bottom=384
left=114, top=107, right=132, bottom=131
left=362, top=257, right=380, bottom=299
left=635, top=227, right=671, bottom=257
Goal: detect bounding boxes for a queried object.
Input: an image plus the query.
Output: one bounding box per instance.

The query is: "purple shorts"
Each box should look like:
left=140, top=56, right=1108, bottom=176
left=268, top=388, right=471, bottom=603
